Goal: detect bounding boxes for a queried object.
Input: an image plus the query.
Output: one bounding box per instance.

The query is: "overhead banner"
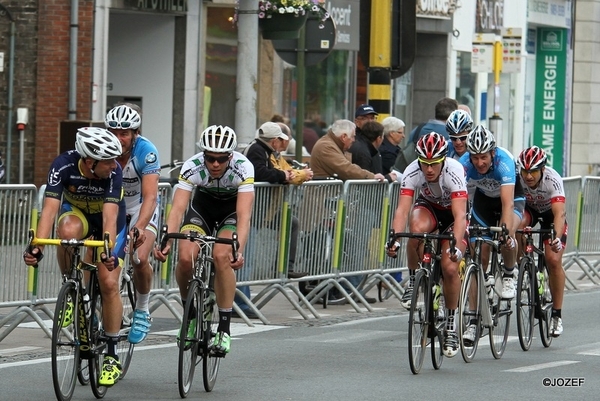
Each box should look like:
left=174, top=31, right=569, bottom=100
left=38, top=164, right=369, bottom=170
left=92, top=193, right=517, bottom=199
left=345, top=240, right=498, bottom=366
left=533, top=28, right=567, bottom=173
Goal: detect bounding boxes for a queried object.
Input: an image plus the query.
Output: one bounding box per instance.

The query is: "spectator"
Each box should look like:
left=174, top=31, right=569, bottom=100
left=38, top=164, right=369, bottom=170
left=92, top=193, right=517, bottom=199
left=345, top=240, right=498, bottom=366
left=349, top=120, right=400, bottom=183
left=379, top=116, right=406, bottom=174
left=311, top=119, right=384, bottom=304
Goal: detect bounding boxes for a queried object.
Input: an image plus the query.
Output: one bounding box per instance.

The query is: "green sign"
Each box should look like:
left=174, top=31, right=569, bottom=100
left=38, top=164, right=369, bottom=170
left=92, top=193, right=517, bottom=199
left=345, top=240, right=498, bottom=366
left=533, top=28, right=567, bottom=173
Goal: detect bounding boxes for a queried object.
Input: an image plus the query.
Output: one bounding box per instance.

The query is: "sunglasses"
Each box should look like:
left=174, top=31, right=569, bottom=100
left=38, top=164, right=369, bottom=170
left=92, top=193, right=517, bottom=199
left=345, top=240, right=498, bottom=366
left=204, top=154, right=231, bottom=164
left=106, top=120, right=133, bottom=129
left=520, top=168, right=541, bottom=176
left=418, top=156, right=445, bottom=165
left=450, top=136, right=468, bottom=142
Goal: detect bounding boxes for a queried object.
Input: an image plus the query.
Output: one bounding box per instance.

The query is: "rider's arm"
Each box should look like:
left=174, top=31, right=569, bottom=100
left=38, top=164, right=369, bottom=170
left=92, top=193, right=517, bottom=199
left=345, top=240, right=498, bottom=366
left=102, top=201, right=119, bottom=249
left=450, top=196, right=467, bottom=245
left=234, top=191, right=255, bottom=254
left=35, top=197, right=61, bottom=249
left=391, top=194, right=413, bottom=234
left=166, top=188, right=192, bottom=237
left=499, top=184, right=517, bottom=237
left=550, top=200, right=566, bottom=241
left=134, top=173, right=159, bottom=232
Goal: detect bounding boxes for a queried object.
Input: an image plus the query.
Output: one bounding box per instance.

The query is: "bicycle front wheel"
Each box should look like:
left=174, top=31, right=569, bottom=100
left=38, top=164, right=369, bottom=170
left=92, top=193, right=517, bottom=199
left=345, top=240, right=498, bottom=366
left=517, top=258, right=535, bottom=351
left=408, top=270, right=428, bottom=374
left=538, top=265, right=553, bottom=348
left=52, top=282, right=80, bottom=401
left=458, top=263, right=481, bottom=363
left=202, top=288, right=221, bottom=392
left=489, top=266, right=511, bottom=359
left=178, top=280, right=202, bottom=398
left=118, top=271, right=136, bottom=377
left=89, top=291, right=108, bottom=399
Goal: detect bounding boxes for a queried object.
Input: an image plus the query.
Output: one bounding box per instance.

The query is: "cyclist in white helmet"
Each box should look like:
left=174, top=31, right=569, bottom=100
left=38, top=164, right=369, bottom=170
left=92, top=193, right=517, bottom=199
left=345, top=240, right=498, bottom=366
left=105, top=104, right=160, bottom=346
left=155, top=125, right=255, bottom=355
left=23, top=127, right=127, bottom=387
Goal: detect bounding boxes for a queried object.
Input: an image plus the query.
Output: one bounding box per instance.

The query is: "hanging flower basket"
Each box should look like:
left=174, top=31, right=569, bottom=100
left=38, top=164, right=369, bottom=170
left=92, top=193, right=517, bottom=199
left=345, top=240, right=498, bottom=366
left=259, top=13, right=309, bottom=40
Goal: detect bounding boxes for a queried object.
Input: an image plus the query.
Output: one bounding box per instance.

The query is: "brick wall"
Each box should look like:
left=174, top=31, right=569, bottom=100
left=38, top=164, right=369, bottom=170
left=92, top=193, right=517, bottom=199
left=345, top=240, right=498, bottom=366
left=34, top=0, right=94, bottom=186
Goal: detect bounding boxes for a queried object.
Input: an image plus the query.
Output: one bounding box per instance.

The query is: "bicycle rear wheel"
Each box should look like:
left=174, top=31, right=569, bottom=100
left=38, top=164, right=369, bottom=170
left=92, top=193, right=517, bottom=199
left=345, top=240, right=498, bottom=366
left=517, top=258, right=535, bottom=351
left=89, top=290, right=108, bottom=399
left=431, top=310, right=444, bottom=370
left=118, top=269, right=136, bottom=377
left=178, top=280, right=202, bottom=398
left=202, top=287, right=221, bottom=391
left=489, top=266, right=511, bottom=359
left=538, top=265, right=553, bottom=348
left=77, top=358, right=90, bottom=386
left=52, top=282, right=80, bottom=401
left=408, top=270, right=428, bottom=374
left=458, top=264, right=481, bottom=363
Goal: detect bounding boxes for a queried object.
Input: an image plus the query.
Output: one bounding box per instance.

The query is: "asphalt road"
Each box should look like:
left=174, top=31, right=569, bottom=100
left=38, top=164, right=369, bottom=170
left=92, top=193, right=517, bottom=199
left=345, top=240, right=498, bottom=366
left=1, top=288, right=599, bottom=401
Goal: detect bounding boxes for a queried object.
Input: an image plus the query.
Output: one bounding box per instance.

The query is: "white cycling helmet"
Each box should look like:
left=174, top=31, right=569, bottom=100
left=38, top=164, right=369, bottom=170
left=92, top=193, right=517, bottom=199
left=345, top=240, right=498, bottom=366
left=197, top=125, right=237, bottom=153
left=466, top=125, right=496, bottom=154
left=75, top=127, right=122, bottom=160
left=105, top=105, right=141, bottom=130
left=446, top=109, right=473, bottom=136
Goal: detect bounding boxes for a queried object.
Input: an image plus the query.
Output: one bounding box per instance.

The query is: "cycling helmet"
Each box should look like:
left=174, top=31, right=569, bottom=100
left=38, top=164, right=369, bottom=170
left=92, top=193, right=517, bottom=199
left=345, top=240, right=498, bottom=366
left=75, top=127, right=122, bottom=160
left=197, top=125, right=237, bottom=153
left=105, top=105, right=141, bottom=130
left=415, top=132, right=448, bottom=160
left=446, top=109, right=473, bottom=136
left=518, top=146, right=547, bottom=170
left=466, top=125, right=496, bottom=154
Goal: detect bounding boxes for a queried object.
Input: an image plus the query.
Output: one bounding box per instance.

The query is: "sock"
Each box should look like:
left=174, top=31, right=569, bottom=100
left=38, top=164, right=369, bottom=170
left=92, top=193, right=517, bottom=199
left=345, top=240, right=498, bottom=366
left=135, top=291, right=150, bottom=312
left=105, top=334, right=120, bottom=358
left=551, top=308, right=561, bottom=318
left=445, top=309, right=456, bottom=331
left=218, top=308, right=232, bottom=334
left=503, top=264, right=517, bottom=277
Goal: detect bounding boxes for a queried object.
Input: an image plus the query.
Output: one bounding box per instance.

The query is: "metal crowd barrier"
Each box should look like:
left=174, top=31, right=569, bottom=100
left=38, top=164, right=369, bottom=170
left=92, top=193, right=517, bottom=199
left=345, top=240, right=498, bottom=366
left=0, top=175, right=598, bottom=341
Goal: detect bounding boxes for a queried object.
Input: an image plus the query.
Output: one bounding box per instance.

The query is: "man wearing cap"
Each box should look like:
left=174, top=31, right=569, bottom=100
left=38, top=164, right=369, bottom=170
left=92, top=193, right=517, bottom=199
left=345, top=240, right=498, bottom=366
left=354, top=104, right=378, bottom=132
left=245, top=122, right=295, bottom=184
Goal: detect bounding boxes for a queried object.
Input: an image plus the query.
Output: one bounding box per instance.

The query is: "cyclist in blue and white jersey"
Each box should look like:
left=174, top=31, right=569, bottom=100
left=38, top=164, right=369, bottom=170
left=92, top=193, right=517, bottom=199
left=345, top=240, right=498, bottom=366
left=155, top=125, right=254, bottom=355
left=446, top=109, right=473, bottom=160
left=105, top=104, right=160, bottom=345
left=23, top=127, right=127, bottom=386
left=459, top=126, right=524, bottom=302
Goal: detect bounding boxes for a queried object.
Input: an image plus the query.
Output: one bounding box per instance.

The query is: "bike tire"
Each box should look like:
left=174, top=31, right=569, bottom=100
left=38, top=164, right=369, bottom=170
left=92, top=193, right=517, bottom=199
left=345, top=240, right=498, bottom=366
left=408, top=270, right=428, bottom=374
left=77, top=358, right=90, bottom=386
left=489, top=264, right=511, bottom=359
left=516, top=258, right=535, bottom=351
left=431, top=315, right=444, bottom=370
left=538, top=264, right=554, bottom=348
left=458, top=264, right=481, bottom=363
left=202, top=287, right=221, bottom=392
left=118, top=272, right=136, bottom=378
left=89, top=291, right=108, bottom=399
left=51, top=282, right=80, bottom=401
left=178, top=280, right=202, bottom=398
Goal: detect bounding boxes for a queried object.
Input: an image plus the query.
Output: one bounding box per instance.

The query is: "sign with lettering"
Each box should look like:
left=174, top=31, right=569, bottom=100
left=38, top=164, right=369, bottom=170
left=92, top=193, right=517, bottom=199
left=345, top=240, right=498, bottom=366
left=475, top=0, right=504, bottom=33
left=122, top=0, right=188, bottom=13
left=327, top=0, right=359, bottom=51
left=501, top=27, right=522, bottom=73
left=533, top=28, right=566, bottom=173
left=416, top=0, right=459, bottom=19
left=471, top=33, right=495, bottom=73
left=527, top=0, right=570, bottom=28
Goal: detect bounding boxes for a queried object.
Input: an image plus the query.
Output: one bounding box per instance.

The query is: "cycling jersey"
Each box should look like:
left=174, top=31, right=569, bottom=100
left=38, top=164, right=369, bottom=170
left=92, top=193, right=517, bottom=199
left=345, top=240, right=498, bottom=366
left=400, top=158, right=468, bottom=209
left=121, top=136, right=160, bottom=215
left=45, top=150, right=124, bottom=214
left=520, top=166, right=565, bottom=213
left=459, top=146, right=521, bottom=198
left=177, top=151, right=255, bottom=200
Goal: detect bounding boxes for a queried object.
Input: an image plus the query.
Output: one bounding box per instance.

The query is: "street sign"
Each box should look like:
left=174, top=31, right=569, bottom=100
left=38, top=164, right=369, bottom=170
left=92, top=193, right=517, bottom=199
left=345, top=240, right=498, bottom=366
left=271, top=12, right=336, bottom=67
left=502, top=27, right=522, bottom=73
left=471, top=33, right=495, bottom=73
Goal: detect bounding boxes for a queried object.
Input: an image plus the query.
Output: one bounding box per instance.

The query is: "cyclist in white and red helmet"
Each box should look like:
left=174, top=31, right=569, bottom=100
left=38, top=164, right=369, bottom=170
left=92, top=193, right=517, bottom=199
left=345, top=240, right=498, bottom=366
left=516, top=146, right=566, bottom=337
left=387, top=132, right=468, bottom=359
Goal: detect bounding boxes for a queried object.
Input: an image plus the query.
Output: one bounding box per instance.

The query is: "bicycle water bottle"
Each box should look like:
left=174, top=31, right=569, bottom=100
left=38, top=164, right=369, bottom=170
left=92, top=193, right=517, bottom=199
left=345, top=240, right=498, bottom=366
left=537, top=271, right=544, bottom=296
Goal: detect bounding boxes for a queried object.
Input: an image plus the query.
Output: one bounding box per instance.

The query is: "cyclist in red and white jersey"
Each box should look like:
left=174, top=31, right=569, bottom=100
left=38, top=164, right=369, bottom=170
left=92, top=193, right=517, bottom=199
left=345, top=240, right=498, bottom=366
left=516, top=146, right=566, bottom=337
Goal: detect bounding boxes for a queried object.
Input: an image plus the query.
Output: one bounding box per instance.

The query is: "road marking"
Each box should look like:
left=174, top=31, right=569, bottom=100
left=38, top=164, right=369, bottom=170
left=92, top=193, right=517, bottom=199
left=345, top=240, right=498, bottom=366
left=0, top=346, right=42, bottom=356
left=505, top=360, right=580, bottom=372
left=294, top=329, right=397, bottom=343
left=153, top=322, right=286, bottom=337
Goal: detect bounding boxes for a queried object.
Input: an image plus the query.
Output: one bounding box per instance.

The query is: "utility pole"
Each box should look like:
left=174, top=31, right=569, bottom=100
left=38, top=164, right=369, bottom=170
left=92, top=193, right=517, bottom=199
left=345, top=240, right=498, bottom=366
left=367, top=0, right=393, bottom=120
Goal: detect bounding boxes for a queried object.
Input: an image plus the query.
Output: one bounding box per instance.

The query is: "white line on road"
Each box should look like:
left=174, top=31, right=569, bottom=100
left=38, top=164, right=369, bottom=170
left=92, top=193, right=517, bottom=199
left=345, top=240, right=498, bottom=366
left=0, top=346, right=42, bottom=356
left=505, top=360, right=580, bottom=372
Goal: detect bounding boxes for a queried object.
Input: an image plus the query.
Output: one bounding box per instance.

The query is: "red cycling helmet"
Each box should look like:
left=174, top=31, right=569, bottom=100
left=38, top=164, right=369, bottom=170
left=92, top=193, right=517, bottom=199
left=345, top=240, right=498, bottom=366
left=518, top=146, right=547, bottom=170
left=416, top=132, right=448, bottom=160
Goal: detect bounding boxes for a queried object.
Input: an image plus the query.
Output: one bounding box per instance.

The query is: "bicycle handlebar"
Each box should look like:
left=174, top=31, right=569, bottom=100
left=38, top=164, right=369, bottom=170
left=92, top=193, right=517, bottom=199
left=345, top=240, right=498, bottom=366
left=517, top=224, right=556, bottom=242
left=27, top=229, right=112, bottom=268
left=129, top=227, right=141, bottom=265
left=387, top=229, right=456, bottom=258
left=159, top=225, right=239, bottom=263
